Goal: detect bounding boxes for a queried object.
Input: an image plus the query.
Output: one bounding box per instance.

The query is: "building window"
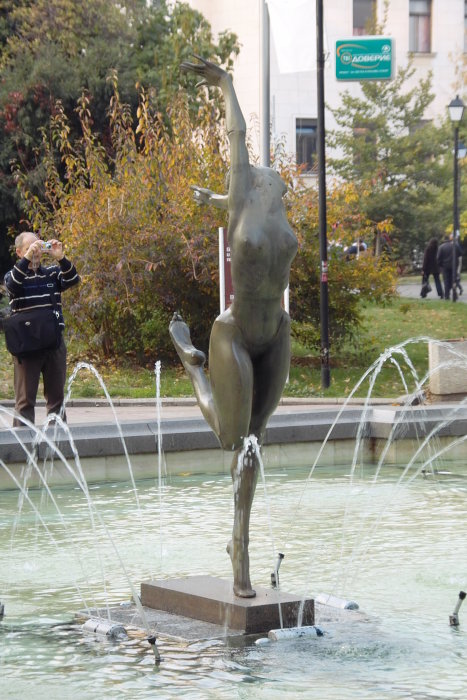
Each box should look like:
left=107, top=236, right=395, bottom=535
left=353, top=0, right=376, bottom=36
left=409, top=0, right=431, bottom=53
left=296, top=118, right=317, bottom=173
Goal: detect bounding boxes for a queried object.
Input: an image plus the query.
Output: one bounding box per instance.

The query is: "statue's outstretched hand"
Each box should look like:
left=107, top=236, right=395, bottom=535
left=190, top=185, right=212, bottom=205
left=181, top=55, right=228, bottom=88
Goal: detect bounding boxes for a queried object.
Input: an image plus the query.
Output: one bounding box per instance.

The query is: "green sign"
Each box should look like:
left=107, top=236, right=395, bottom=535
left=336, top=37, right=393, bottom=81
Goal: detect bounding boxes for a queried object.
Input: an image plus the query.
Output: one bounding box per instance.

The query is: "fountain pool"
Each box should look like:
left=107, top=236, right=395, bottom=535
left=1, top=462, right=466, bottom=699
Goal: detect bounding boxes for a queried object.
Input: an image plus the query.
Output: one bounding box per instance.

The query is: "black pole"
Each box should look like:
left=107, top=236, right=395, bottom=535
left=453, top=125, right=459, bottom=302
left=316, top=0, right=330, bottom=388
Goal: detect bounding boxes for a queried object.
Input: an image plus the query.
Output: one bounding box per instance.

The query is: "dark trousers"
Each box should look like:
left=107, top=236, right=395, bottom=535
left=13, top=337, right=67, bottom=426
left=423, top=272, right=443, bottom=298
left=441, top=269, right=453, bottom=300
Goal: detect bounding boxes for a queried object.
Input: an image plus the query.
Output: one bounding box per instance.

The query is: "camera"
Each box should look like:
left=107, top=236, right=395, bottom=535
left=40, top=241, right=52, bottom=250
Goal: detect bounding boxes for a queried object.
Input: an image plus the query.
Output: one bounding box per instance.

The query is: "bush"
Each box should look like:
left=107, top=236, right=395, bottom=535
left=14, top=80, right=397, bottom=364
left=287, top=180, right=397, bottom=351
left=15, top=81, right=227, bottom=363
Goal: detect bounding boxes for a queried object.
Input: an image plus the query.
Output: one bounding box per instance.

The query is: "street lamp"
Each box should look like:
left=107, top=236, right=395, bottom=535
left=448, top=95, right=465, bottom=302
left=316, top=0, right=330, bottom=387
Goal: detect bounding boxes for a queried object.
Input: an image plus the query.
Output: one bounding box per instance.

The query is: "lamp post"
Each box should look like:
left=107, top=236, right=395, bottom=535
left=448, top=95, right=465, bottom=302
left=316, top=0, right=330, bottom=387
left=457, top=140, right=467, bottom=220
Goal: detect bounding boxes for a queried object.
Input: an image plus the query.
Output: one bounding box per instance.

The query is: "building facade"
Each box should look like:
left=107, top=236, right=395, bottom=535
left=186, top=0, right=466, bottom=173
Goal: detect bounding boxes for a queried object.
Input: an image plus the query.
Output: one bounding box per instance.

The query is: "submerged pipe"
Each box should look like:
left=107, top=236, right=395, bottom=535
left=268, top=625, right=324, bottom=641
left=255, top=625, right=324, bottom=645
left=449, top=590, right=466, bottom=626
left=148, top=634, right=161, bottom=664
left=82, top=618, right=128, bottom=641
left=270, top=552, right=285, bottom=588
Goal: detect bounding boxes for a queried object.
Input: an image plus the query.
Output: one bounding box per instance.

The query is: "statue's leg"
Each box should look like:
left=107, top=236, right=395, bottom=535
left=227, top=442, right=259, bottom=597
left=208, top=314, right=263, bottom=596
left=249, top=311, right=291, bottom=440
left=225, top=312, right=291, bottom=597
left=208, top=312, right=253, bottom=451
left=169, top=313, right=220, bottom=437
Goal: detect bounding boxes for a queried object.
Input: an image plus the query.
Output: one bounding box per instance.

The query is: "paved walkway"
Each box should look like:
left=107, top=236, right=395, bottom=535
left=398, top=282, right=467, bottom=303
left=0, top=396, right=399, bottom=429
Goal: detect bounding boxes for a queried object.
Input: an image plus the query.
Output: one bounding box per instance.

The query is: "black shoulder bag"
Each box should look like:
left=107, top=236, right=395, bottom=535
left=3, top=292, right=62, bottom=359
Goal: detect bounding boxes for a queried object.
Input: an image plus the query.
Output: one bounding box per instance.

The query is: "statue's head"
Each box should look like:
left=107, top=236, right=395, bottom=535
left=251, top=166, right=287, bottom=197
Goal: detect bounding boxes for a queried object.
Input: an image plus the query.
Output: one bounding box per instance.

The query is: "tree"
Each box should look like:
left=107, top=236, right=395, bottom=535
left=286, top=179, right=396, bottom=350
left=328, top=61, right=452, bottom=259
left=14, top=80, right=229, bottom=361
left=0, top=0, right=239, bottom=278
left=14, top=80, right=396, bottom=364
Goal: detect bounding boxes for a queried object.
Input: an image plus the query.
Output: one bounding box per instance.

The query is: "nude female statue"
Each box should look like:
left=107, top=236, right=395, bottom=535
left=169, top=56, right=297, bottom=597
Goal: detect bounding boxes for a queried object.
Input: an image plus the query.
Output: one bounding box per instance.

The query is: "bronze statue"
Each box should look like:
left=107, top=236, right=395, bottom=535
left=170, top=56, right=297, bottom=597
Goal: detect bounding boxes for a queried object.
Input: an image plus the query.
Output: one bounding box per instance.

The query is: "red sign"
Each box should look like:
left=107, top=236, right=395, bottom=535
left=224, top=241, right=234, bottom=308
left=321, top=260, right=328, bottom=283
left=219, top=227, right=234, bottom=312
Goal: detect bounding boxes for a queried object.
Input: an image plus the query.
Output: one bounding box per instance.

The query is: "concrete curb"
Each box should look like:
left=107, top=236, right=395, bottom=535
left=0, top=396, right=400, bottom=408
left=2, top=404, right=467, bottom=464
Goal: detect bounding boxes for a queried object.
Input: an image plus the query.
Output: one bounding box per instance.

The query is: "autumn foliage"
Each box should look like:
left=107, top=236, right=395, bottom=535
left=15, top=76, right=229, bottom=362
left=14, top=78, right=397, bottom=364
left=286, top=180, right=397, bottom=349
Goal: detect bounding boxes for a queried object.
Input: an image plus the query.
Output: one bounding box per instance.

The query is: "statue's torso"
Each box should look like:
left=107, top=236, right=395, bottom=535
left=227, top=179, right=297, bottom=349
left=230, top=188, right=297, bottom=299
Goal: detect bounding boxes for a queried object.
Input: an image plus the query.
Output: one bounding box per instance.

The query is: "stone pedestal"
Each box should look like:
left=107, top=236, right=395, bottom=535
left=141, top=575, right=314, bottom=634
left=429, top=339, right=467, bottom=398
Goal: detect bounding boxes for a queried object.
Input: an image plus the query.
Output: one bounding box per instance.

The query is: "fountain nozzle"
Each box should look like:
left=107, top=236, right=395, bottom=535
left=0, top=602, right=4, bottom=620
left=449, top=590, right=466, bottom=626
left=148, top=634, right=161, bottom=664
left=271, top=552, right=285, bottom=588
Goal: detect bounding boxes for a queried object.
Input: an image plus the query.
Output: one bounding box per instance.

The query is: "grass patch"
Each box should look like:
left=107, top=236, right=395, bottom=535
left=0, top=294, right=465, bottom=401
left=288, top=295, right=466, bottom=398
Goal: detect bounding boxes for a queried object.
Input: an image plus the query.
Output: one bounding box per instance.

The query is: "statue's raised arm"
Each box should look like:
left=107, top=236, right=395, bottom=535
left=181, top=56, right=252, bottom=210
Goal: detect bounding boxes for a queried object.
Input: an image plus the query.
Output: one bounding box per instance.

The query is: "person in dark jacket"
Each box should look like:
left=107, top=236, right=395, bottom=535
left=437, top=233, right=461, bottom=300
left=421, top=237, right=443, bottom=298
left=454, top=233, right=463, bottom=295
left=4, top=231, right=80, bottom=426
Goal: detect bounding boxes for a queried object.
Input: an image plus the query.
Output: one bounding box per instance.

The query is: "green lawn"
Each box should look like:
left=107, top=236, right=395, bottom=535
left=1, top=295, right=466, bottom=401
left=288, top=295, right=467, bottom=398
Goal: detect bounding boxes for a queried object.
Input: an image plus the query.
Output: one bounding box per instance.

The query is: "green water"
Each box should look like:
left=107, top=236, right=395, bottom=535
left=1, top=464, right=466, bottom=699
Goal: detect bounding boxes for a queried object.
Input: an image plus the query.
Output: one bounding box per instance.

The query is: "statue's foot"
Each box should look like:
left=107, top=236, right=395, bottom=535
left=226, top=540, right=256, bottom=598
left=169, top=312, right=206, bottom=367
left=233, top=583, right=256, bottom=598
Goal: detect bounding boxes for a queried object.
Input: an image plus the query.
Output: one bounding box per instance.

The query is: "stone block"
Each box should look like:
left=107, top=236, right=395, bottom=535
left=429, top=339, right=467, bottom=396
left=141, top=575, right=314, bottom=634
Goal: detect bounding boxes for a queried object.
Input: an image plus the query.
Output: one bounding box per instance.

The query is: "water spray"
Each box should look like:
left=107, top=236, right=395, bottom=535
left=147, top=634, right=161, bottom=664
left=270, top=552, right=284, bottom=588
left=449, top=590, right=466, bottom=626
left=315, top=593, right=359, bottom=610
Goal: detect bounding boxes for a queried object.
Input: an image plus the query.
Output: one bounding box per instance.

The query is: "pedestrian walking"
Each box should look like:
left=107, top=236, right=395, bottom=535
left=420, top=237, right=443, bottom=298
left=437, top=233, right=461, bottom=300
left=454, top=233, right=463, bottom=295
